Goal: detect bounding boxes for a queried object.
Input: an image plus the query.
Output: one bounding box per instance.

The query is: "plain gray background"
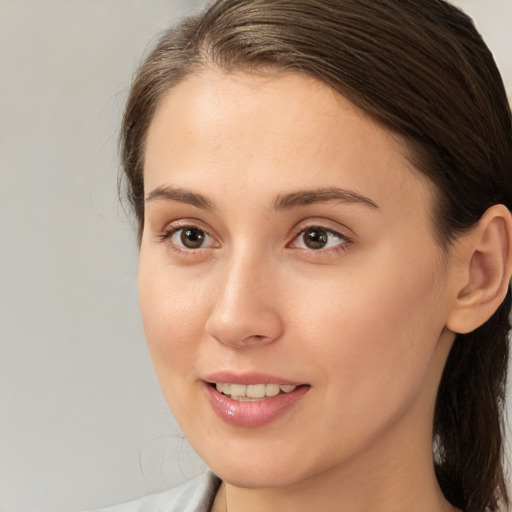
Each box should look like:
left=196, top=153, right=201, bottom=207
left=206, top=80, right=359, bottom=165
left=0, top=1, right=511, bottom=511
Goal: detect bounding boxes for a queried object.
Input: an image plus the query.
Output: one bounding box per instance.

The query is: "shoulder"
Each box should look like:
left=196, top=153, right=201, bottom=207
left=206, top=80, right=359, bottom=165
left=86, top=472, right=221, bottom=512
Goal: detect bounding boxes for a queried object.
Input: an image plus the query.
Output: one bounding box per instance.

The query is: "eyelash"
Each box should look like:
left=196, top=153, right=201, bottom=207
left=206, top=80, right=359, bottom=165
left=158, top=222, right=351, bottom=255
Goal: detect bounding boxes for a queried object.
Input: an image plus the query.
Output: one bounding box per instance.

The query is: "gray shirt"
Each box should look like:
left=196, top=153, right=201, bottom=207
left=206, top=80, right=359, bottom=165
left=88, top=472, right=221, bottom=512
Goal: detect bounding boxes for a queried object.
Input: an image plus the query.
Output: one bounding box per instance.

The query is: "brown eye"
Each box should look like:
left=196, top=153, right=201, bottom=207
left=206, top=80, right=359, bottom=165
left=302, top=227, right=329, bottom=249
left=290, top=225, right=348, bottom=252
left=180, top=227, right=207, bottom=249
left=163, top=223, right=217, bottom=252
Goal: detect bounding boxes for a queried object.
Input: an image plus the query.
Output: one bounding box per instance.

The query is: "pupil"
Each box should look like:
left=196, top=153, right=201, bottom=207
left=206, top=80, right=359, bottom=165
left=304, top=228, right=328, bottom=249
left=181, top=228, right=205, bottom=248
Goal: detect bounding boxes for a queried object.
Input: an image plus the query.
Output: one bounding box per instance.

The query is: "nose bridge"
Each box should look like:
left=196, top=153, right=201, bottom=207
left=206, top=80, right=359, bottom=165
left=205, top=243, right=283, bottom=347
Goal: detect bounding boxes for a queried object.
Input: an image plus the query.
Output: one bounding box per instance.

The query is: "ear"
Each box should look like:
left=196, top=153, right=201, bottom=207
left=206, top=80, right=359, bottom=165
left=447, top=204, right=512, bottom=334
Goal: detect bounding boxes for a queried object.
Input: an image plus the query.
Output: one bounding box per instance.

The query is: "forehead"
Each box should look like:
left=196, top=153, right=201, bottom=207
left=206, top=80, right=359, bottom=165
left=146, top=68, right=397, bottom=158
left=144, top=67, right=435, bottom=222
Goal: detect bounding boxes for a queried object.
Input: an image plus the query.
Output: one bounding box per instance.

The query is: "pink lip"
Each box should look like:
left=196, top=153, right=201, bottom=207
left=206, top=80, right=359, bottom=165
left=204, top=371, right=303, bottom=386
left=202, top=373, right=310, bottom=428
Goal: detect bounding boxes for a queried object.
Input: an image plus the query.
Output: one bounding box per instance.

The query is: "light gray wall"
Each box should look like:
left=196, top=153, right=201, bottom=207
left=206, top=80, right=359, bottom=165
left=0, top=2, right=209, bottom=511
left=0, top=1, right=510, bottom=511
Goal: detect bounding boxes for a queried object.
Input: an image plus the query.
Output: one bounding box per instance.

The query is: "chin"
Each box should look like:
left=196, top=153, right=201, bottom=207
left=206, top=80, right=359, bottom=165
left=192, top=433, right=332, bottom=490
left=211, top=461, right=304, bottom=489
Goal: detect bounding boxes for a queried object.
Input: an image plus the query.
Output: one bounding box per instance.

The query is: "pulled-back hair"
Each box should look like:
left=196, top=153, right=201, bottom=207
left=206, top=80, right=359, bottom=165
left=120, top=1, right=512, bottom=510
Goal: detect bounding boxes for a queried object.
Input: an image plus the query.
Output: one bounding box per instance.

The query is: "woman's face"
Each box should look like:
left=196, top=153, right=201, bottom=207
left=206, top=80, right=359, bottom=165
left=139, top=69, right=460, bottom=488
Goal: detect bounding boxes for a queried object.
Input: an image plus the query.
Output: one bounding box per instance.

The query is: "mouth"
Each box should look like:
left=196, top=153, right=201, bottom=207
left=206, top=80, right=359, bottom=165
left=203, top=376, right=310, bottom=427
left=210, top=382, right=301, bottom=402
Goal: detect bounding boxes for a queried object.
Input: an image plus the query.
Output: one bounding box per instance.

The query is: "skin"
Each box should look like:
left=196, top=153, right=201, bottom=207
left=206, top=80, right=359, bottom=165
left=139, top=68, right=466, bottom=512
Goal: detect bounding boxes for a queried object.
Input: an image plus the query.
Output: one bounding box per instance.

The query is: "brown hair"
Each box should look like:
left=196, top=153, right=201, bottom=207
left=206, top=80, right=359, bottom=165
left=120, top=1, right=512, bottom=510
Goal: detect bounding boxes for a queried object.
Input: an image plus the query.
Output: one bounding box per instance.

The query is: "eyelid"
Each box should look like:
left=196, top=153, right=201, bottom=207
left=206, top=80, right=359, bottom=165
left=290, top=218, right=353, bottom=239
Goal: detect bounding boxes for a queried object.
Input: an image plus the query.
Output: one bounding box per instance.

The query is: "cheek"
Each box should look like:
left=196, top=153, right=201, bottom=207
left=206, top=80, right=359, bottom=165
left=138, top=266, right=214, bottom=435
left=138, top=255, right=210, bottom=378
left=293, top=249, right=448, bottom=412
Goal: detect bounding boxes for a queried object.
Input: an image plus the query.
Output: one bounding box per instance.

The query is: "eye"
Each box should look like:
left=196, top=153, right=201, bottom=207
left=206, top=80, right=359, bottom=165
left=162, top=225, right=217, bottom=250
left=176, top=227, right=208, bottom=248
left=291, top=226, right=348, bottom=251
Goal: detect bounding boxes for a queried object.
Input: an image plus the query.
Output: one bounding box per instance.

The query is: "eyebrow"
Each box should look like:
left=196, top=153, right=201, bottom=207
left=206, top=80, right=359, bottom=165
left=145, top=185, right=378, bottom=212
left=145, top=186, right=215, bottom=211
left=273, top=187, right=379, bottom=211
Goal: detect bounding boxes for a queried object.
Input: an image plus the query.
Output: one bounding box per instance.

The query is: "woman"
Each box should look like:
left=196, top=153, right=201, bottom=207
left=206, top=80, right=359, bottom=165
left=102, top=0, right=512, bottom=510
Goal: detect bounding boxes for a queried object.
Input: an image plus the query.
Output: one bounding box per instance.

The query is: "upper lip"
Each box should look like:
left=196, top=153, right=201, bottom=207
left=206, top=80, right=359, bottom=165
left=203, top=371, right=306, bottom=386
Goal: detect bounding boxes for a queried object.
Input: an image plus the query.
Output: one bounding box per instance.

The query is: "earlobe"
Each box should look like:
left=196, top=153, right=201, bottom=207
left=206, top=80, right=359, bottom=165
left=447, top=204, right=512, bottom=334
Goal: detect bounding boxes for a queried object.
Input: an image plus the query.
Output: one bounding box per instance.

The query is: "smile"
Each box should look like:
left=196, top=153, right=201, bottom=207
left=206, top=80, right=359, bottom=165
left=214, top=383, right=298, bottom=401
left=204, top=378, right=310, bottom=427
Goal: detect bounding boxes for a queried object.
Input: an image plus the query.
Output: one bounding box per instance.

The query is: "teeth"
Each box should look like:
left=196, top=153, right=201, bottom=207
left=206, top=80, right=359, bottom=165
left=216, top=382, right=230, bottom=395
left=215, top=382, right=297, bottom=400
left=246, top=384, right=266, bottom=398
left=230, top=383, right=246, bottom=397
left=266, top=384, right=280, bottom=397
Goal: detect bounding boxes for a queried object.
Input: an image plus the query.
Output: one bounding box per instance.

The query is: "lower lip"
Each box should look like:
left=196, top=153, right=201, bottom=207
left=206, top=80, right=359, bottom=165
left=204, top=383, right=309, bottom=428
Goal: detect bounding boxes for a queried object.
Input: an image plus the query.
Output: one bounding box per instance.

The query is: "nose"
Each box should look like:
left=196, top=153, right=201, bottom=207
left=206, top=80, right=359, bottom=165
left=205, top=253, right=284, bottom=348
